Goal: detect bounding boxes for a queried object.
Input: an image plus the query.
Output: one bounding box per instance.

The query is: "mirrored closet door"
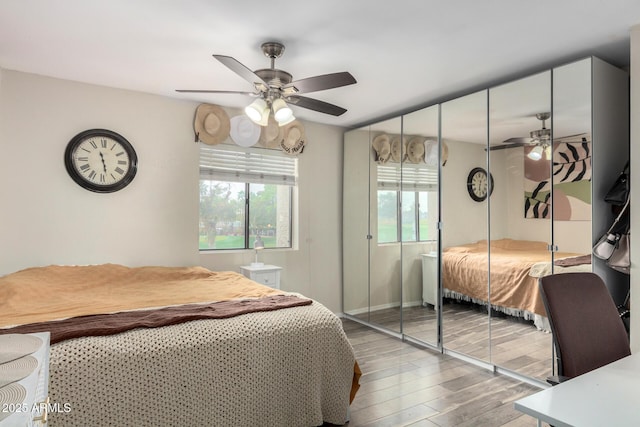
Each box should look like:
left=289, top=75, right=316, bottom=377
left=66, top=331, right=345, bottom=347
left=401, top=105, right=440, bottom=347
left=551, top=58, right=594, bottom=271
left=343, top=117, right=403, bottom=334
left=343, top=55, right=629, bottom=384
left=488, top=70, right=554, bottom=381
left=369, top=117, right=403, bottom=332
left=440, top=90, right=491, bottom=362
left=343, top=124, right=372, bottom=323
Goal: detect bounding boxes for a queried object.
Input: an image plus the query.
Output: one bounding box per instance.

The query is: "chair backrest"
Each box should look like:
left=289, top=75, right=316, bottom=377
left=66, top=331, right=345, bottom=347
left=539, top=272, right=630, bottom=379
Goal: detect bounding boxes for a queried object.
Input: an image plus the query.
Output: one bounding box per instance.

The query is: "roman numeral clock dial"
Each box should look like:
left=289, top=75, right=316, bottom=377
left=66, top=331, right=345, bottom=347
left=65, top=129, right=138, bottom=193
left=466, top=167, right=494, bottom=202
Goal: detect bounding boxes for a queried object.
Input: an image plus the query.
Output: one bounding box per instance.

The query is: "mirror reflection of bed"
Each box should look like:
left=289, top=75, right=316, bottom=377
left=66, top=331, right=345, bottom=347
left=443, top=239, right=591, bottom=330
left=343, top=56, right=628, bottom=386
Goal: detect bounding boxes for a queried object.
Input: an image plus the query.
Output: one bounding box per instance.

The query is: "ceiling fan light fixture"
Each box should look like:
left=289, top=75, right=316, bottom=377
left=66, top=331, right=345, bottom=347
left=272, top=98, right=294, bottom=124
left=245, top=98, right=269, bottom=125
left=530, top=128, right=551, bottom=141
left=527, top=145, right=544, bottom=160
left=277, top=113, right=295, bottom=127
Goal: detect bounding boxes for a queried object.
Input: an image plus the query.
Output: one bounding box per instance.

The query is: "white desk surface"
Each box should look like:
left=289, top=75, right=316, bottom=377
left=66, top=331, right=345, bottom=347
left=514, top=353, right=640, bottom=427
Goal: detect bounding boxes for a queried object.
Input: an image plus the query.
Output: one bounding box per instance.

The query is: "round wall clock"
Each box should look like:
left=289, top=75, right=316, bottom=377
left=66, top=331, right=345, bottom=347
left=64, top=129, right=138, bottom=193
left=467, top=167, right=494, bottom=202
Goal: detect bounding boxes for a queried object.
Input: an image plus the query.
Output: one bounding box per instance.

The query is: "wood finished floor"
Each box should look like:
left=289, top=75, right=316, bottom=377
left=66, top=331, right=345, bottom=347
left=351, top=300, right=554, bottom=383
left=342, top=313, right=552, bottom=426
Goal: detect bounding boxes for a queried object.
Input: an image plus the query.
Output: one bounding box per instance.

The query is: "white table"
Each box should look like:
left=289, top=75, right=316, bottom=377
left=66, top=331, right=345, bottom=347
left=514, top=354, right=640, bottom=427
left=420, top=253, right=438, bottom=309
left=240, top=264, right=282, bottom=289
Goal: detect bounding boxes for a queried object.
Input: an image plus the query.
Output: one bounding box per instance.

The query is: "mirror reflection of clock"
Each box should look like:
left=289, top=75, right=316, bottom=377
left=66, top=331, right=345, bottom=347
left=466, top=167, right=494, bottom=202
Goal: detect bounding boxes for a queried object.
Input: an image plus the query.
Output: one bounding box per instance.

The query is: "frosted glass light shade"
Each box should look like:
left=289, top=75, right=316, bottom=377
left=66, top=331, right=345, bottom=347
left=527, top=145, right=544, bottom=160
left=245, top=99, right=269, bottom=125
left=272, top=98, right=293, bottom=124
left=277, top=114, right=295, bottom=126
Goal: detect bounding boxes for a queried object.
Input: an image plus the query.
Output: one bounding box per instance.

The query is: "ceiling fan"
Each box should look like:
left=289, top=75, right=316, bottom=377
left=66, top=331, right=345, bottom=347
left=177, top=41, right=357, bottom=126
left=501, top=112, right=552, bottom=148
left=494, top=112, right=588, bottom=160
left=490, top=112, right=554, bottom=159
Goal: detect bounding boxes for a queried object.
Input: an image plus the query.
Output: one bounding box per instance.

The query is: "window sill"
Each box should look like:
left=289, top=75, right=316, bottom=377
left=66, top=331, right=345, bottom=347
left=199, top=247, right=295, bottom=255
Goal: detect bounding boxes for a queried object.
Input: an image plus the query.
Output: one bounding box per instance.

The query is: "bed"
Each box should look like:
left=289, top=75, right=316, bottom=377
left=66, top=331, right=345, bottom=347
left=0, top=264, right=359, bottom=427
left=442, top=239, right=592, bottom=330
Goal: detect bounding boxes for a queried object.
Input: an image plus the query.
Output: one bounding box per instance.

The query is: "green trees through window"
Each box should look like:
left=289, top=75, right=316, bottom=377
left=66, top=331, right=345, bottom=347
left=199, top=180, right=292, bottom=250
left=377, top=190, right=431, bottom=244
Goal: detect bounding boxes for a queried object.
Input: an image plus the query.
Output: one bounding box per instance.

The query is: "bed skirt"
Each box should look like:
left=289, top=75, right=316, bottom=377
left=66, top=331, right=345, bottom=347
left=443, top=289, right=550, bottom=332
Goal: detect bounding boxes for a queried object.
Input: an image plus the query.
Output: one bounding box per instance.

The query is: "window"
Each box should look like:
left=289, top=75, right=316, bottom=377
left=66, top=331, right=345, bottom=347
left=377, top=164, right=437, bottom=243
left=199, top=145, right=297, bottom=250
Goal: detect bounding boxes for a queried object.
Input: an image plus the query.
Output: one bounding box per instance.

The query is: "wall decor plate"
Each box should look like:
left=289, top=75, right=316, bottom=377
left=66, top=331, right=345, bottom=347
left=0, top=334, right=42, bottom=364
left=0, top=383, right=27, bottom=421
left=0, top=356, right=38, bottom=388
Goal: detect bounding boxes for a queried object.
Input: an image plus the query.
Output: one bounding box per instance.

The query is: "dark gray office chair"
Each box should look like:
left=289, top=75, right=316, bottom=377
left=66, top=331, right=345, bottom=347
left=539, top=272, right=631, bottom=384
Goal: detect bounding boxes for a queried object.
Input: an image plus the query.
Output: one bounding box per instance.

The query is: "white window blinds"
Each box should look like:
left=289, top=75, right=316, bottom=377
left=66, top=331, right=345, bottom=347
left=200, top=145, right=297, bottom=186
left=377, top=164, right=438, bottom=191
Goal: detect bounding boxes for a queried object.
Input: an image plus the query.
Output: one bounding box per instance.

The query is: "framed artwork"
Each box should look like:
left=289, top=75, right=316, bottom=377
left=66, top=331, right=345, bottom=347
left=524, top=137, right=592, bottom=220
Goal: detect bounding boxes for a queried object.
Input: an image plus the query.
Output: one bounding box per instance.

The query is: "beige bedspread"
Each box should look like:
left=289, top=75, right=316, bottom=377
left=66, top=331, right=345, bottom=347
left=0, top=264, right=280, bottom=327
left=442, top=239, right=586, bottom=316
left=0, top=264, right=358, bottom=426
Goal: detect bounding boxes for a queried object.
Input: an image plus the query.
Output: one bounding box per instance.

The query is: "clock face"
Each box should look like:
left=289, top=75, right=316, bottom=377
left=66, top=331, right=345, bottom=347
left=467, top=167, right=494, bottom=202
left=65, top=129, right=138, bottom=193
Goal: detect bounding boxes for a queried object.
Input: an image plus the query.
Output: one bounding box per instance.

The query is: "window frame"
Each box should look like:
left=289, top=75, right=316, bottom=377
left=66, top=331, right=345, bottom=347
left=376, top=162, right=437, bottom=244
left=199, top=145, right=297, bottom=252
left=377, top=188, right=431, bottom=244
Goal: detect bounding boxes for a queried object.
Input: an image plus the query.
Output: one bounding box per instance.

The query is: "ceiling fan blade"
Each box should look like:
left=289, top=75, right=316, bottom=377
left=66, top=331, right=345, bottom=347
left=213, top=54, right=268, bottom=90
left=489, top=142, right=528, bottom=151
left=554, top=132, right=589, bottom=142
left=175, top=89, right=257, bottom=95
left=503, top=137, right=534, bottom=144
left=286, top=95, right=347, bottom=116
left=283, top=72, right=356, bottom=95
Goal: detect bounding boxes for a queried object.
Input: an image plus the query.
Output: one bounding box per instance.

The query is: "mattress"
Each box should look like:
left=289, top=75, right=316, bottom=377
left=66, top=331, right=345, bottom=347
left=442, top=239, right=591, bottom=321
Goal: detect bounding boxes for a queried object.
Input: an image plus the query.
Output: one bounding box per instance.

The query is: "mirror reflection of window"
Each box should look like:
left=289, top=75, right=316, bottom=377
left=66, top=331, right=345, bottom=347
left=377, top=190, right=398, bottom=244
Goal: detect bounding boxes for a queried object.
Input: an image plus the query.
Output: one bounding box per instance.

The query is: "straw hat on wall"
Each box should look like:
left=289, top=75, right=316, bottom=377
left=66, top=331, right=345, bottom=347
left=194, top=104, right=230, bottom=145
left=372, top=134, right=391, bottom=164
left=258, top=116, right=284, bottom=149
left=280, top=121, right=306, bottom=155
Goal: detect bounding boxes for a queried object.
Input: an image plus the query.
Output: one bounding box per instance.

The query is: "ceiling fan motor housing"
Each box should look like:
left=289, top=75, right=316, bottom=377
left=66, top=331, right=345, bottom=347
left=255, top=69, right=293, bottom=87
left=530, top=112, right=551, bottom=141
left=261, top=42, right=285, bottom=59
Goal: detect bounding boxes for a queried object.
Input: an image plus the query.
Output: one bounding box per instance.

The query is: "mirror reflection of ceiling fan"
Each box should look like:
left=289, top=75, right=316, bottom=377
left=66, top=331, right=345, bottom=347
left=493, top=112, right=586, bottom=160
left=501, top=112, right=551, bottom=160
left=176, top=41, right=357, bottom=126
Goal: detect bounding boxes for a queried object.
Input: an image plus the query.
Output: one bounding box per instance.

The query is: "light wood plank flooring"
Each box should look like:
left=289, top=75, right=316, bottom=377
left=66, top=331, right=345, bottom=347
left=351, top=300, right=554, bottom=383
left=342, top=318, right=551, bottom=426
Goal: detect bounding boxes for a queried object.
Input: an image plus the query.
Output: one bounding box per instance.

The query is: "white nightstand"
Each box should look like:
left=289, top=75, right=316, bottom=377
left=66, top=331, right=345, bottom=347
left=240, top=264, right=282, bottom=289
left=421, top=253, right=438, bottom=310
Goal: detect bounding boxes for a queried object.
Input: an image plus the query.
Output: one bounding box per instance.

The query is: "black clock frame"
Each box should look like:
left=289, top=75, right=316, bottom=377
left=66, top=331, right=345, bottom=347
left=466, top=167, right=494, bottom=202
left=64, top=129, right=138, bottom=193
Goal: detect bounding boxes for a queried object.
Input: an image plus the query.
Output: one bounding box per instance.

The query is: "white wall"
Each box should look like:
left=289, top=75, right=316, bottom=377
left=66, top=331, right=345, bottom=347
left=0, top=70, right=344, bottom=313
left=198, top=120, right=345, bottom=311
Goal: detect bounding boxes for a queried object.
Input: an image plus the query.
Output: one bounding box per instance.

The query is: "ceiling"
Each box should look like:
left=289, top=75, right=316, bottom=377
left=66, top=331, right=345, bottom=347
left=1, top=0, right=639, bottom=130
